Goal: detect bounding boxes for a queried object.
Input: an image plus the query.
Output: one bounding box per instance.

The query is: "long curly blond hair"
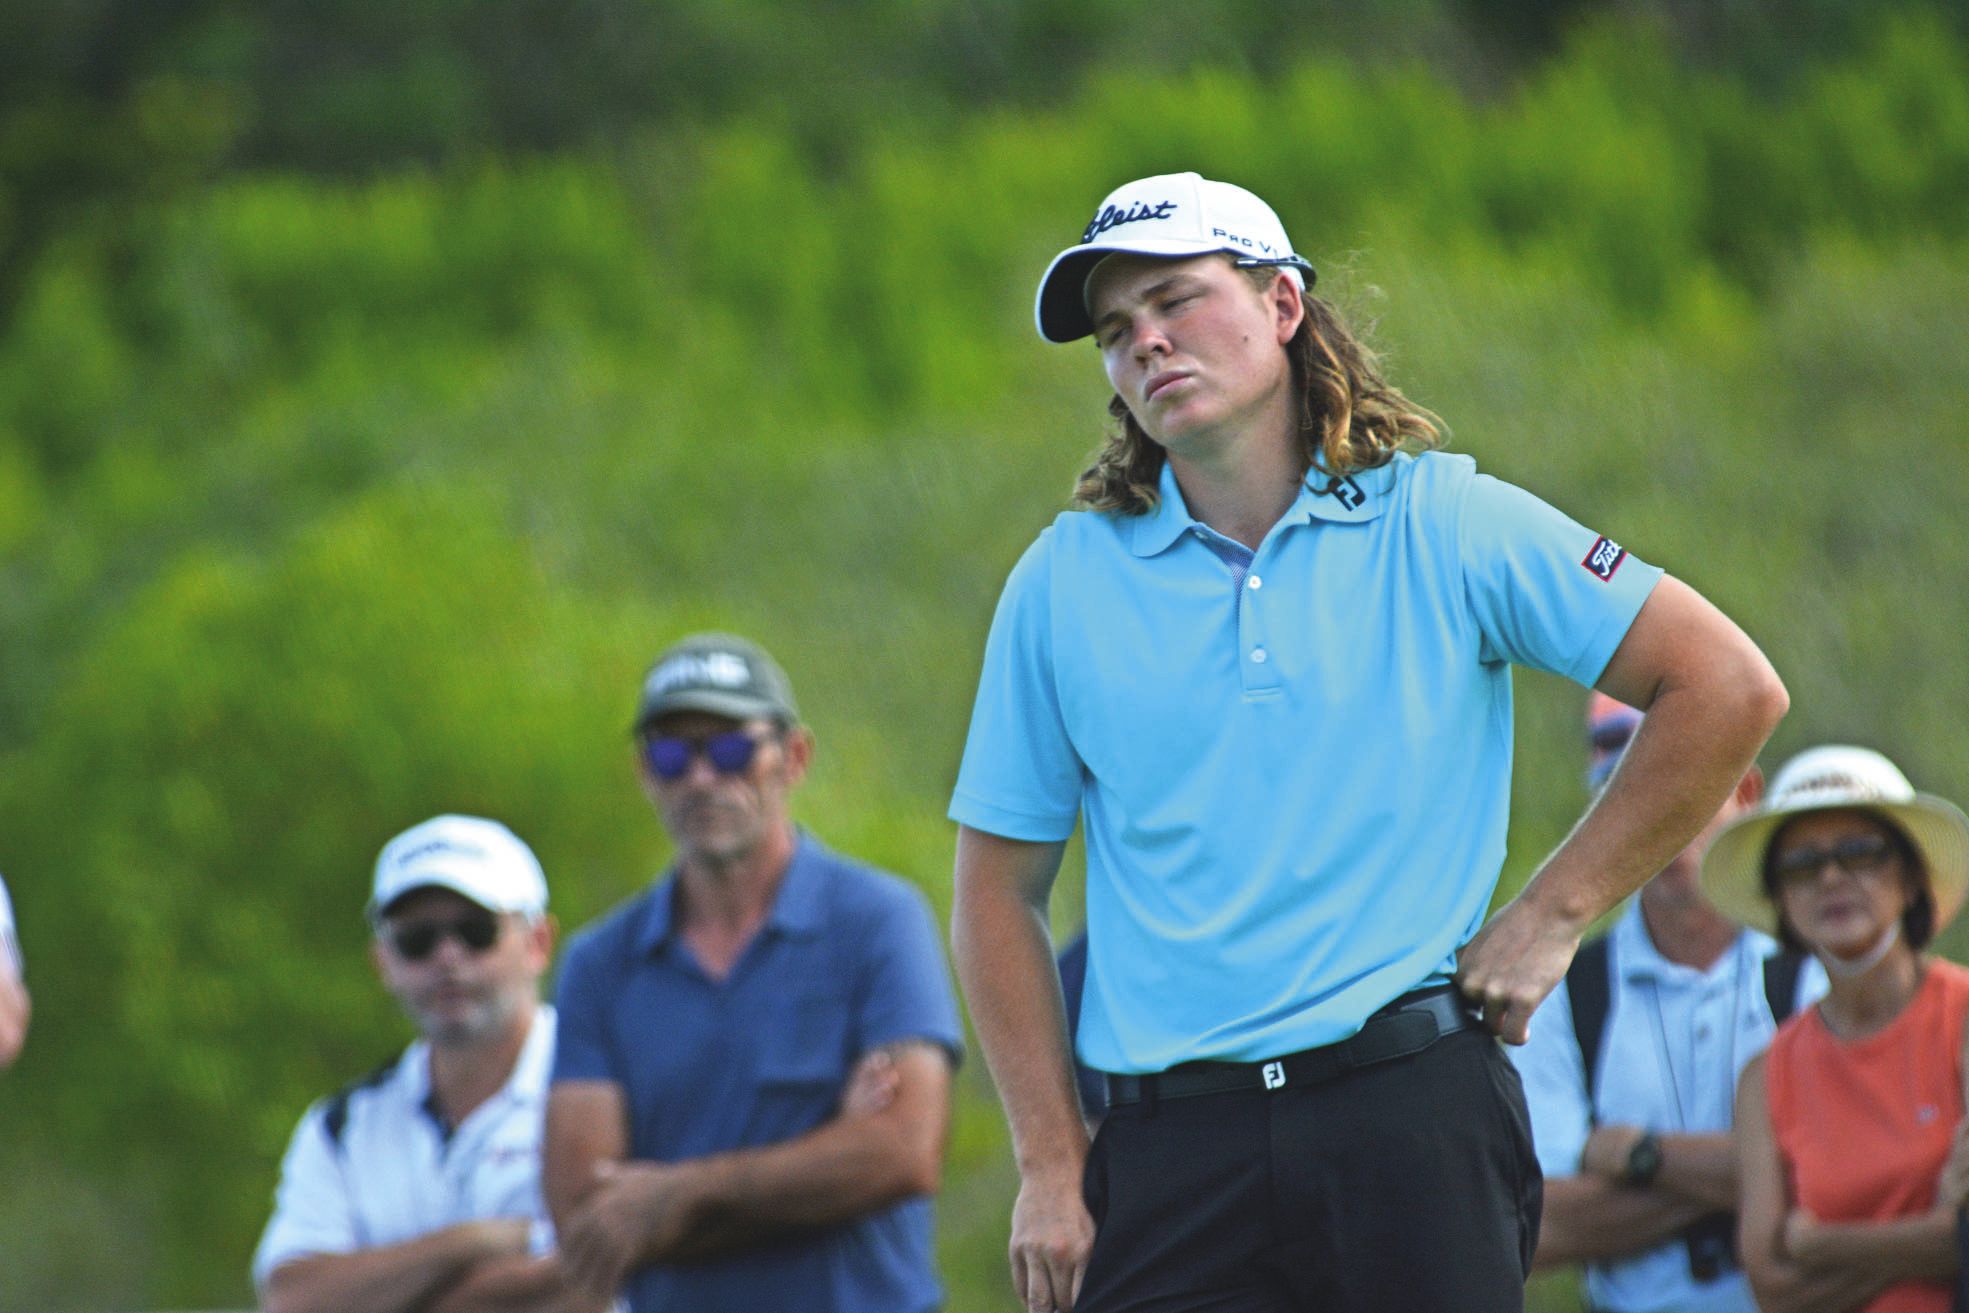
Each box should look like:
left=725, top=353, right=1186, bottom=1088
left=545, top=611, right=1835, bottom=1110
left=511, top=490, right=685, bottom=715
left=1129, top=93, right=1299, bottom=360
left=1072, top=266, right=1445, bottom=514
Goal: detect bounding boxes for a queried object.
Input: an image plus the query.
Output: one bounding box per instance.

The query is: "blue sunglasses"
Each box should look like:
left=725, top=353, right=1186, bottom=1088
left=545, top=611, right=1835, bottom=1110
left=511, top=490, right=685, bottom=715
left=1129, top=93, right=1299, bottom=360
left=642, top=730, right=766, bottom=780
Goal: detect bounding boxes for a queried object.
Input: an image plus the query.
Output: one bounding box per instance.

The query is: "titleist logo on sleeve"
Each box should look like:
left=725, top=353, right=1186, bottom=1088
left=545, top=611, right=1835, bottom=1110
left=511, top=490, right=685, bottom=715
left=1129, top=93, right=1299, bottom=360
left=1581, top=536, right=1628, bottom=582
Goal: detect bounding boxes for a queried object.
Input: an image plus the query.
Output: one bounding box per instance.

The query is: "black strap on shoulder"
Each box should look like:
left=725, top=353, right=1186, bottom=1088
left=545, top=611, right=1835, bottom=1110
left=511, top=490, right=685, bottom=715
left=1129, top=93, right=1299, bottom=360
left=1763, top=948, right=1806, bottom=1025
left=321, top=1057, right=398, bottom=1148
left=1567, top=935, right=1613, bottom=1114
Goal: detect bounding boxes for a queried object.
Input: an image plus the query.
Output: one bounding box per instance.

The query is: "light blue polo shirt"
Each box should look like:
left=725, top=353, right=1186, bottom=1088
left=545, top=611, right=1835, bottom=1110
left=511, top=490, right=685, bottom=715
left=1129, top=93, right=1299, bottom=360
left=1510, top=901, right=1827, bottom=1313
left=950, top=451, right=1662, bottom=1073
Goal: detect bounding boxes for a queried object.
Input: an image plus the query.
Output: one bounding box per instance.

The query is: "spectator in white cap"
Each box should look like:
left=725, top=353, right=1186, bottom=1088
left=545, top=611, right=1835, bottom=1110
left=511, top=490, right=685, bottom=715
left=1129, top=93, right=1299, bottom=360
left=0, top=872, right=27, bottom=1069
left=950, top=170, right=1788, bottom=1312
left=1721, top=746, right=1969, bottom=1313
left=254, top=815, right=595, bottom=1313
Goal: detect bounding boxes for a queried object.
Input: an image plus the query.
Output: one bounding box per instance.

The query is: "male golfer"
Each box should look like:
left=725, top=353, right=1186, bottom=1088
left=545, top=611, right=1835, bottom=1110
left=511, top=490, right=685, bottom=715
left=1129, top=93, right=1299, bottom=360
left=948, top=172, right=1788, bottom=1312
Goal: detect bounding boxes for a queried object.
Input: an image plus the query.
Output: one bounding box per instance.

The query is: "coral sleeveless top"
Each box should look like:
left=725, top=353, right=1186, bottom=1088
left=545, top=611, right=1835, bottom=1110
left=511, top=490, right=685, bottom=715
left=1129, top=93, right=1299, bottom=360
left=1767, top=957, right=1969, bottom=1313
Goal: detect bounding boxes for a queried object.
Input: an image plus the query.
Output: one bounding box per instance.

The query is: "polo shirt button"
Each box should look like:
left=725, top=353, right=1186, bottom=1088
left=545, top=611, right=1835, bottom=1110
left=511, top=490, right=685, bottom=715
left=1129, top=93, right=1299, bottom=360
left=1247, top=574, right=1263, bottom=590
left=1251, top=647, right=1268, bottom=664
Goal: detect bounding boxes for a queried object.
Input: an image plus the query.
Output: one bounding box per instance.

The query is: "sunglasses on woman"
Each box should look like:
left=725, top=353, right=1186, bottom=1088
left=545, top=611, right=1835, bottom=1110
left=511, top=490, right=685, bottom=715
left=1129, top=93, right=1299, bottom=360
left=1770, top=834, right=1897, bottom=888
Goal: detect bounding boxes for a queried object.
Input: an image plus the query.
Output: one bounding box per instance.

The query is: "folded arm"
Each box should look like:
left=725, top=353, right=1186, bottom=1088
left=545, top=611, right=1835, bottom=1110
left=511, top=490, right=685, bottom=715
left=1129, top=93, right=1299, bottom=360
left=1534, top=1173, right=1714, bottom=1269
left=547, top=1041, right=951, bottom=1299
left=260, top=1219, right=532, bottom=1313
left=1736, top=1056, right=1896, bottom=1313
left=421, top=1252, right=617, bottom=1313
left=1534, top=1126, right=1738, bottom=1269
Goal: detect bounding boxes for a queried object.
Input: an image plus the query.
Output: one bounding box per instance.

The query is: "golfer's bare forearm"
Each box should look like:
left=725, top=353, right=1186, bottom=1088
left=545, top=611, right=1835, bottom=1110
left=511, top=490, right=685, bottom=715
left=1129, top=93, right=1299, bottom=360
left=951, top=827, right=1087, bottom=1179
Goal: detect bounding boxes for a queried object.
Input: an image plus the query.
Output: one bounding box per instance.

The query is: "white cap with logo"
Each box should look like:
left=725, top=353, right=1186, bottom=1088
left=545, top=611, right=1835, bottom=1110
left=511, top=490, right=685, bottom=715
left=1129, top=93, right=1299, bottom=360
left=1035, top=171, right=1316, bottom=344
left=368, top=814, right=549, bottom=922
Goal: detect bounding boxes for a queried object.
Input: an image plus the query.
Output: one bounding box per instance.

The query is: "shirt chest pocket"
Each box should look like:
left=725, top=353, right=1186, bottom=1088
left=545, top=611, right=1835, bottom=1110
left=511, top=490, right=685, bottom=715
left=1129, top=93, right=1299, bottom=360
left=753, top=988, right=857, bottom=1091
left=739, top=988, right=860, bottom=1144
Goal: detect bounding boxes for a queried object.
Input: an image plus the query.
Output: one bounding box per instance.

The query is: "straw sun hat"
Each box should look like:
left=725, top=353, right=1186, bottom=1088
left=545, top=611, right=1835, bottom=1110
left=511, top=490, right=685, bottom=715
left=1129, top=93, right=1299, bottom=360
left=1703, top=744, right=1969, bottom=938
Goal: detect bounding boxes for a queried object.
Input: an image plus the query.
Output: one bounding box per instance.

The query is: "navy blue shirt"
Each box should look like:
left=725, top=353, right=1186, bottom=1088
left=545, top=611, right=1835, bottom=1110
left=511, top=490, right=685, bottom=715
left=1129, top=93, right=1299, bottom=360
left=552, top=833, right=963, bottom=1313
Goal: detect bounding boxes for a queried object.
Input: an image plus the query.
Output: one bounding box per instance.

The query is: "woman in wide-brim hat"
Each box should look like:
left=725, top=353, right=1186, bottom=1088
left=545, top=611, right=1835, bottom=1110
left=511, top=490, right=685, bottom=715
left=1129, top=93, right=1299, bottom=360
left=1716, top=745, right=1969, bottom=1313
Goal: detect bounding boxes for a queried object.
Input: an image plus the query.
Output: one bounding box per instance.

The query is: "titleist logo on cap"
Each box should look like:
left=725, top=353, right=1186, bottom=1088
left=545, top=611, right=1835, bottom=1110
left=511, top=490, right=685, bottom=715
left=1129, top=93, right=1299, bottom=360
left=390, top=837, right=484, bottom=868
left=647, top=651, right=751, bottom=694
left=1082, top=199, right=1178, bottom=243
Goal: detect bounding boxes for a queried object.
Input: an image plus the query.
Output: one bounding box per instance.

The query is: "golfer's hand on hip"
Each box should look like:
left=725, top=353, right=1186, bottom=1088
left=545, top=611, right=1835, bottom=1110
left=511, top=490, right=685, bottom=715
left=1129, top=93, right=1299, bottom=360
left=1454, top=896, right=1585, bottom=1045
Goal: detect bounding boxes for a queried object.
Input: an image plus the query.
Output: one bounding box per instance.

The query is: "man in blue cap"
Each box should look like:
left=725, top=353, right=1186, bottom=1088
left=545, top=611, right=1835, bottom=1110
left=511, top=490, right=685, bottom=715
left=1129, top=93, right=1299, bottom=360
left=949, top=171, right=1790, bottom=1312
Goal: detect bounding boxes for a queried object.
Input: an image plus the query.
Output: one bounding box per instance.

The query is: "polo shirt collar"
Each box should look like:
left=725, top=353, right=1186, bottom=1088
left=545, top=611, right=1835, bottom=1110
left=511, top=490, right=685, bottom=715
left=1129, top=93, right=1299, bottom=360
left=1611, top=899, right=1674, bottom=981
left=1300, top=453, right=1400, bottom=524
left=507, top=1004, right=556, bottom=1103
left=1129, top=462, right=1198, bottom=557
left=1130, top=453, right=1400, bottom=556
left=631, top=878, right=680, bottom=957
left=763, top=831, right=830, bottom=937
left=631, top=830, right=829, bottom=956
left=1611, top=897, right=1750, bottom=984
left=398, top=1037, right=435, bottom=1106
left=399, top=1004, right=555, bottom=1122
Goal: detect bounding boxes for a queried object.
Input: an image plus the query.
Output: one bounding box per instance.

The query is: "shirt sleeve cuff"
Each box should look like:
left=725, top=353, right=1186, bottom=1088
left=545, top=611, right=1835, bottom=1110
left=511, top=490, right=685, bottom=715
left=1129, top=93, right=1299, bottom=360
left=947, top=792, right=1077, bottom=843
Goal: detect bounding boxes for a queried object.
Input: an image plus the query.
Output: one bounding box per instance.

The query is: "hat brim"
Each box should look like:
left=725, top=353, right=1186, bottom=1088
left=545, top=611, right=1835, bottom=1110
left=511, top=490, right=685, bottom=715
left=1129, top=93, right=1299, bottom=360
left=1035, top=238, right=1257, bottom=344
left=633, top=688, right=789, bottom=732
left=1702, top=793, right=1969, bottom=937
left=367, top=868, right=540, bottom=922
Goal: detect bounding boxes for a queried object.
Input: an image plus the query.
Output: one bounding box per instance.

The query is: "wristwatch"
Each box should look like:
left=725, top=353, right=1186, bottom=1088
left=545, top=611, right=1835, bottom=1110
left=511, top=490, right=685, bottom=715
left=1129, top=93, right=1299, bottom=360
left=1622, top=1130, right=1664, bottom=1187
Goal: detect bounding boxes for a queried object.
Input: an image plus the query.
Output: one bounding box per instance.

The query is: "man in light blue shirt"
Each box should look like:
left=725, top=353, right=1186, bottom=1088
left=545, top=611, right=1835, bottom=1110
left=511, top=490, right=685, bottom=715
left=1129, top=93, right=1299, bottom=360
left=1511, top=695, right=1826, bottom=1313
left=948, top=171, right=1790, bottom=1313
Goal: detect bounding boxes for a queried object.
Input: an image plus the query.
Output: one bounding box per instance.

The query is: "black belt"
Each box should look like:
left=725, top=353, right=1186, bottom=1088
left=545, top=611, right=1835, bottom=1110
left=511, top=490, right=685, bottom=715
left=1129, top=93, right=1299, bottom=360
left=1104, top=986, right=1480, bottom=1107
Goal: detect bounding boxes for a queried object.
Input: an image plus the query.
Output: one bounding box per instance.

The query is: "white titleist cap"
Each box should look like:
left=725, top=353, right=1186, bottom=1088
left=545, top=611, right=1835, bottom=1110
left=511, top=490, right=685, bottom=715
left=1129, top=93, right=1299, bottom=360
left=1034, top=171, right=1316, bottom=344
left=369, top=814, right=549, bottom=921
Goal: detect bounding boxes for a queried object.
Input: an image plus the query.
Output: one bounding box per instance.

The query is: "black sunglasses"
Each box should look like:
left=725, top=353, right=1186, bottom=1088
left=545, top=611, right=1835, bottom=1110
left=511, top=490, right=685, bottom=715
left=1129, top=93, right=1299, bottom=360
left=1771, top=834, right=1898, bottom=887
left=384, top=910, right=503, bottom=961
left=1232, top=255, right=1318, bottom=284
left=643, top=730, right=768, bottom=781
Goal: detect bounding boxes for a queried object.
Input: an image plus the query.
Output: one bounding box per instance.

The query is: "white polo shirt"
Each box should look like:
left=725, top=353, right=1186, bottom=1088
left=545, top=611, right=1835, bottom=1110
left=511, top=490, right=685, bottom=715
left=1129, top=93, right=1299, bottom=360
left=1511, top=903, right=1827, bottom=1313
left=0, top=874, right=20, bottom=979
left=253, top=1006, right=557, bottom=1286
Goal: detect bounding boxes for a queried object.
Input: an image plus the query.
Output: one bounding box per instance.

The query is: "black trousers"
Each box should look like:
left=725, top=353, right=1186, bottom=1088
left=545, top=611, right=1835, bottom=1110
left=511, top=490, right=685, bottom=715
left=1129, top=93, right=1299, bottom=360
left=1078, top=1028, right=1542, bottom=1313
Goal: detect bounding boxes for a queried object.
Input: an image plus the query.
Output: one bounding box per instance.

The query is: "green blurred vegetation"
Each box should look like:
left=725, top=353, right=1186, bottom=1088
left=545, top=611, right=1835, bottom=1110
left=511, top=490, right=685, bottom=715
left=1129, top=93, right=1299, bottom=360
left=1, top=4, right=1967, bottom=1309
